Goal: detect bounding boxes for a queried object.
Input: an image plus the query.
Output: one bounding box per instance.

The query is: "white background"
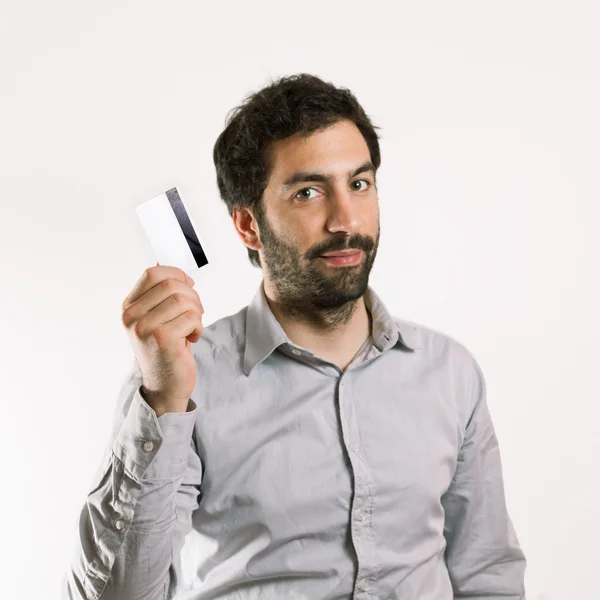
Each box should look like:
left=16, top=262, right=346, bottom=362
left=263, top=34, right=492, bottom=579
left=1, top=1, right=598, bottom=599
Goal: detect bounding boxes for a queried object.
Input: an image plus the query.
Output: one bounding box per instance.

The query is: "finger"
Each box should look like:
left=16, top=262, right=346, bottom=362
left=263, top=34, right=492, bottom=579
left=151, top=309, right=203, bottom=349
left=123, top=265, right=193, bottom=310
left=122, top=279, right=203, bottom=330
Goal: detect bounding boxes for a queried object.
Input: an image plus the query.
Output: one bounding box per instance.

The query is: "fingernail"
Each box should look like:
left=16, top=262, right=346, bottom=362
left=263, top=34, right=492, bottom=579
left=187, top=275, right=195, bottom=285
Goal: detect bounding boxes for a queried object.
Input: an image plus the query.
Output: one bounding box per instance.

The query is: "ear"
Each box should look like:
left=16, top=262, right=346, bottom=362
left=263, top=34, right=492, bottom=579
left=232, top=206, right=261, bottom=252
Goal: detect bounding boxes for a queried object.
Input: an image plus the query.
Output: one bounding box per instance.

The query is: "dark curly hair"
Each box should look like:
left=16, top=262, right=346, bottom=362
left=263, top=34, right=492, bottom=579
left=212, top=73, right=382, bottom=268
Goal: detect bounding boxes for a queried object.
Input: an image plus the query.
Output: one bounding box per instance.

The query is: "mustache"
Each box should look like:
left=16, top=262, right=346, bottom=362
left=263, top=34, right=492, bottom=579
left=309, top=235, right=375, bottom=258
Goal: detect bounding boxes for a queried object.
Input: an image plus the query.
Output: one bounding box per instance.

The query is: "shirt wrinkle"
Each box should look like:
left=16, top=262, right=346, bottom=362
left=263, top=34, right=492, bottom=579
left=63, top=280, right=526, bottom=600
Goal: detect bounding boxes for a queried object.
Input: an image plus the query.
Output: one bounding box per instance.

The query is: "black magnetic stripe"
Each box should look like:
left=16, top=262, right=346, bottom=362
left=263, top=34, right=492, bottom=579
left=166, top=187, right=209, bottom=268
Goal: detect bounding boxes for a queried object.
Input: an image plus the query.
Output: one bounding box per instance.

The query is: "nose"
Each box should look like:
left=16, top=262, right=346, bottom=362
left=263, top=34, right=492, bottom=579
left=325, top=186, right=361, bottom=235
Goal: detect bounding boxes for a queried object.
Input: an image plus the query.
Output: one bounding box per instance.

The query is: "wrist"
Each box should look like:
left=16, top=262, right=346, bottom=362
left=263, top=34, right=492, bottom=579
left=140, top=386, right=189, bottom=416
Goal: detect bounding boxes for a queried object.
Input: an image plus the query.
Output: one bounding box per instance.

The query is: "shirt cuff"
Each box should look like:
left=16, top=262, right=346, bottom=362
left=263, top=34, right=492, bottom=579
left=111, top=384, right=198, bottom=482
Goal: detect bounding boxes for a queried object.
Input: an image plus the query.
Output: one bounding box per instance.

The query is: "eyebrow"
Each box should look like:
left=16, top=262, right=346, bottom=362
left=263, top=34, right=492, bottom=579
left=280, top=160, right=376, bottom=194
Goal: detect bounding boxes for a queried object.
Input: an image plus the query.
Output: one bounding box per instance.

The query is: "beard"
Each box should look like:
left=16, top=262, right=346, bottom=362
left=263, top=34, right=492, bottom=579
left=255, top=208, right=380, bottom=327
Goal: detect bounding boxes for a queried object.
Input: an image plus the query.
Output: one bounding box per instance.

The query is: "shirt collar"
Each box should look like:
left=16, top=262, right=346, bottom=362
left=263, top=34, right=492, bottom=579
left=243, top=280, right=419, bottom=376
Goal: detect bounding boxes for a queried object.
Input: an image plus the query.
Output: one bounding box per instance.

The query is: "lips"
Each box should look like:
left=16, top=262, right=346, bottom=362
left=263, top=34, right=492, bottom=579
left=320, top=249, right=362, bottom=258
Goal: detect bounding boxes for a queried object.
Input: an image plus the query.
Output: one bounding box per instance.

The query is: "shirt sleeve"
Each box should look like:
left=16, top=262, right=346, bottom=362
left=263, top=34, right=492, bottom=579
left=440, top=356, right=527, bottom=599
left=63, top=357, right=203, bottom=600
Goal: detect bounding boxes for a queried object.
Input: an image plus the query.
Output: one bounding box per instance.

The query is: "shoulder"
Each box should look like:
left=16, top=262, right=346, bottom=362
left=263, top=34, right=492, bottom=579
left=189, top=305, right=248, bottom=365
left=392, top=315, right=481, bottom=375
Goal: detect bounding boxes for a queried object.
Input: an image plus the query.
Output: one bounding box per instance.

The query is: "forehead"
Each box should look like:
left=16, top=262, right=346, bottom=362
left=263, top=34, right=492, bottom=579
left=266, top=119, right=371, bottom=184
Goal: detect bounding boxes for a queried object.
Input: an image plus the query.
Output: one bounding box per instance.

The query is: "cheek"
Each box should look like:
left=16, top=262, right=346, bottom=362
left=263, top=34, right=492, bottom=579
left=366, top=205, right=380, bottom=232
left=271, top=219, right=309, bottom=255
left=283, top=215, right=318, bottom=247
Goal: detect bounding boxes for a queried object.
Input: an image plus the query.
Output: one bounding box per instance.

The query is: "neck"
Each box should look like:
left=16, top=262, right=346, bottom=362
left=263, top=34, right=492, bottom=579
left=263, top=280, right=372, bottom=366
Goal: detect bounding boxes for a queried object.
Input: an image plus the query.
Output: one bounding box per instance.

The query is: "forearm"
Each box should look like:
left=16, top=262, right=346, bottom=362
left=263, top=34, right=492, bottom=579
left=64, top=383, right=199, bottom=600
left=442, top=357, right=527, bottom=598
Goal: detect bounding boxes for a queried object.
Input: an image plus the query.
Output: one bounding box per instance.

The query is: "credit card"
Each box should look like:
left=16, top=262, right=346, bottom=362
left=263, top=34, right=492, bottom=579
left=135, top=187, right=209, bottom=275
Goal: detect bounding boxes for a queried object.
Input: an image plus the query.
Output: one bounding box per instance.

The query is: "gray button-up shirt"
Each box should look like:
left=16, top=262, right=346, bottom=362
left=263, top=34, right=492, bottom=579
left=64, top=282, right=526, bottom=600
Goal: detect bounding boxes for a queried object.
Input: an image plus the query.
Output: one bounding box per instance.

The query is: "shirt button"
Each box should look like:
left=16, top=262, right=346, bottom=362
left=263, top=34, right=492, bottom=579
left=292, top=349, right=302, bottom=356
left=142, top=440, right=154, bottom=452
left=358, top=580, right=368, bottom=592
left=349, top=443, right=359, bottom=452
left=356, top=509, right=365, bottom=521
left=114, top=461, right=122, bottom=473
left=114, top=518, right=125, bottom=531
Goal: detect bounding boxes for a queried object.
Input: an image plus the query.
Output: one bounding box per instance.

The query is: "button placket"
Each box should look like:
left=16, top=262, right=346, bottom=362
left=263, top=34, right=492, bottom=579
left=339, top=374, right=378, bottom=595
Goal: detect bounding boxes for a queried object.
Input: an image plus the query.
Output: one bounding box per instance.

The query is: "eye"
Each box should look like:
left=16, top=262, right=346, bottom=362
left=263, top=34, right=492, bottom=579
left=351, top=179, right=371, bottom=191
left=294, top=187, right=320, bottom=201
left=293, top=179, right=371, bottom=201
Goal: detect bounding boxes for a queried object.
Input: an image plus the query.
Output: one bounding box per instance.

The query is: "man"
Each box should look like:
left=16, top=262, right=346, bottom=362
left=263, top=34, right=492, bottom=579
left=64, top=73, right=527, bottom=599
